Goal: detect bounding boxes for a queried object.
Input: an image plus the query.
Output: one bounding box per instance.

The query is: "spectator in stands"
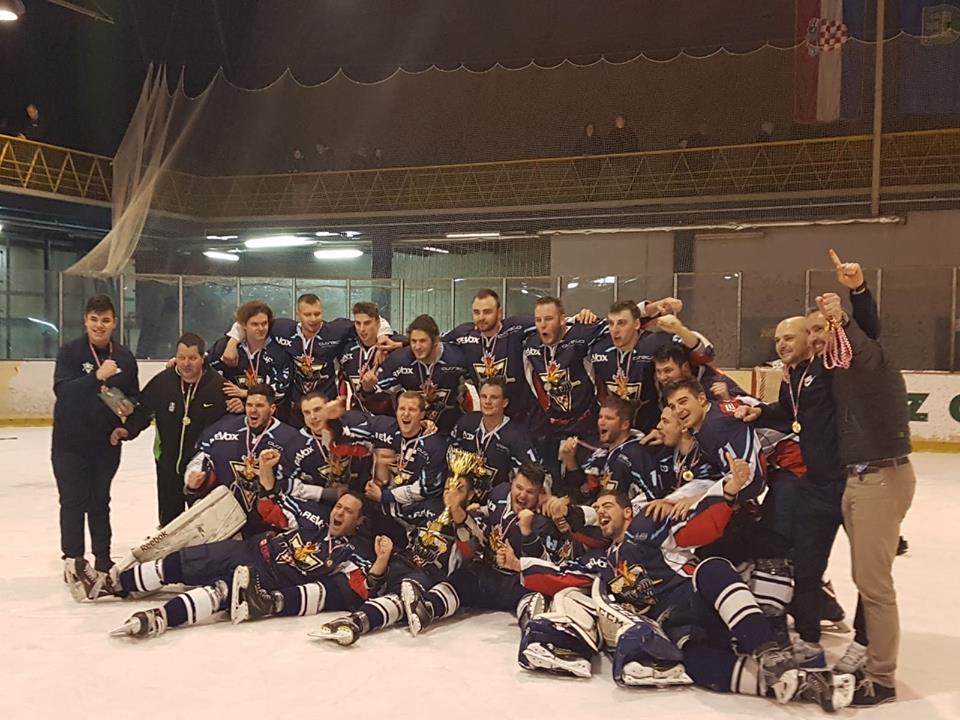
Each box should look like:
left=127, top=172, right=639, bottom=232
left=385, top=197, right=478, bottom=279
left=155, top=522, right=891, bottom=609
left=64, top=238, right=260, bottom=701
left=315, top=143, right=336, bottom=171
left=605, top=114, right=638, bottom=153
left=679, top=123, right=709, bottom=149
left=17, top=103, right=46, bottom=142
left=577, top=122, right=604, bottom=155
left=289, top=148, right=305, bottom=173
left=351, top=146, right=371, bottom=169
left=756, top=120, right=775, bottom=143
left=372, top=147, right=385, bottom=168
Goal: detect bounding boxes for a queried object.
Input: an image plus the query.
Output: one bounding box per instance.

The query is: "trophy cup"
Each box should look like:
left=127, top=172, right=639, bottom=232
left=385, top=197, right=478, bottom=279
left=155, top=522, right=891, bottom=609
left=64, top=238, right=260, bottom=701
left=420, top=447, right=483, bottom=549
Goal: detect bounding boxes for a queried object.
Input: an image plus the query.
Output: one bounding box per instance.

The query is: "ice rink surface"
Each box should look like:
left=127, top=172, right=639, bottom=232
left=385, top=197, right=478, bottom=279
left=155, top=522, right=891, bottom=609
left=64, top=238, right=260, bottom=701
left=1, top=427, right=957, bottom=720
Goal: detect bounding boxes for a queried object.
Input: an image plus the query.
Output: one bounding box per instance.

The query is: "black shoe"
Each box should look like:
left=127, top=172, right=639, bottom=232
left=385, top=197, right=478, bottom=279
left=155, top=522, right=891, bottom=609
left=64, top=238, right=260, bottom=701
left=400, top=579, right=434, bottom=637
left=796, top=670, right=856, bottom=712
left=231, top=565, right=281, bottom=624
left=851, top=676, right=897, bottom=707
left=897, top=536, right=908, bottom=556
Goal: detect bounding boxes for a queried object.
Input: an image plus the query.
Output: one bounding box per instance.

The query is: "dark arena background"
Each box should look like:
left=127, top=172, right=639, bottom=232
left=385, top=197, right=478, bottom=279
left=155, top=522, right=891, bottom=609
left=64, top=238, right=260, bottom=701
left=0, top=1, right=958, bottom=717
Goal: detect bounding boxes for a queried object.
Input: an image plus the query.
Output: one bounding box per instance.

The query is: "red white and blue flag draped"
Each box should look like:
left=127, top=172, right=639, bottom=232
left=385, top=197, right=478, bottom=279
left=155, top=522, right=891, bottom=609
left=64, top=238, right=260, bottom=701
left=794, top=0, right=868, bottom=123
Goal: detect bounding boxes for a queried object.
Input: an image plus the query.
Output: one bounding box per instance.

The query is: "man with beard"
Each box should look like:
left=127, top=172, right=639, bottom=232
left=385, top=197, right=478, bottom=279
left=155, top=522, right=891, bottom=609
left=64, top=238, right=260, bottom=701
left=450, top=377, right=542, bottom=490
left=558, top=396, right=674, bottom=503
left=653, top=343, right=747, bottom=404
left=115, top=332, right=226, bottom=525
left=79, top=493, right=391, bottom=639
left=183, top=383, right=302, bottom=537
left=362, top=314, right=474, bottom=433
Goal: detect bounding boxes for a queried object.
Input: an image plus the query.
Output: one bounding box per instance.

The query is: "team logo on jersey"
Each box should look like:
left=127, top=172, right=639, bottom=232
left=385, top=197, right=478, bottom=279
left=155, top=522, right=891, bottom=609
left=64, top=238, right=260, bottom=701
left=295, top=356, right=331, bottom=393
left=489, top=525, right=506, bottom=554
left=598, top=469, right=617, bottom=492
left=81, top=362, right=94, bottom=374
left=229, top=458, right=261, bottom=511
left=242, top=367, right=265, bottom=388
left=606, top=374, right=642, bottom=403
left=275, top=533, right=331, bottom=574
left=609, top=561, right=662, bottom=612
left=412, top=525, right=449, bottom=569
left=474, top=355, right=508, bottom=381
left=538, top=363, right=579, bottom=413
left=419, top=382, right=451, bottom=422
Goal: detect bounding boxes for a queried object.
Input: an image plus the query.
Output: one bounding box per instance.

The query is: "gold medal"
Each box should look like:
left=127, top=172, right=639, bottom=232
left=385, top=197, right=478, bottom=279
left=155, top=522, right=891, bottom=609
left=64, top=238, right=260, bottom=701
left=182, top=416, right=191, bottom=426
left=682, top=470, right=694, bottom=482
left=325, top=558, right=333, bottom=567
left=243, top=455, right=256, bottom=480
left=792, top=420, right=802, bottom=434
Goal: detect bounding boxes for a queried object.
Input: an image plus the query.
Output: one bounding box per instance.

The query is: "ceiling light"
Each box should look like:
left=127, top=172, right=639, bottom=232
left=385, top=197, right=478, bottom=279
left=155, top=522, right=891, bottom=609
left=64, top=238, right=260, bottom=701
left=342, top=231, right=361, bottom=238
left=204, top=250, right=240, bottom=262
left=244, top=235, right=317, bottom=249
left=314, top=248, right=363, bottom=260
left=206, top=234, right=239, bottom=241
left=445, top=231, right=500, bottom=239
left=314, top=231, right=338, bottom=237
left=0, top=0, right=24, bottom=22
left=566, top=281, right=579, bottom=289
left=520, top=288, right=529, bottom=295
left=423, top=246, right=450, bottom=254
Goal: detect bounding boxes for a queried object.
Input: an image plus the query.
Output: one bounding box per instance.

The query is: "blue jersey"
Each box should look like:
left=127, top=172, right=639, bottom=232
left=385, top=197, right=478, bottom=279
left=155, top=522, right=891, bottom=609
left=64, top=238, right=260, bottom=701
left=580, top=437, right=675, bottom=502
left=450, top=412, right=542, bottom=491
left=278, top=415, right=374, bottom=503
left=522, top=322, right=607, bottom=437
left=185, top=414, right=303, bottom=536
left=444, top=314, right=538, bottom=421
left=520, top=481, right=737, bottom=616
left=590, top=330, right=714, bottom=431
left=397, top=496, right=485, bottom=577
left=270, top=317, right=357, bottom=403
left=337, top=338, right=383, bottom=414
left=372, top=343, right=475, bottom=433
left=691, top=402, right=766, bottom=501
left=478, top=483, right=558, bottom=575
left=341, top=414, right=451, bottom=522
left=208, top=336, right=293, bottom=404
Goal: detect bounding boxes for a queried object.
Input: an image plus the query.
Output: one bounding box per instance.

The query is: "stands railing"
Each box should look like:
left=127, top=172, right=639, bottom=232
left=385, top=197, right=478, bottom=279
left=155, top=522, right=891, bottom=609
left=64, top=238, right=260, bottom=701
left=3, top=129, right=958, bottom=218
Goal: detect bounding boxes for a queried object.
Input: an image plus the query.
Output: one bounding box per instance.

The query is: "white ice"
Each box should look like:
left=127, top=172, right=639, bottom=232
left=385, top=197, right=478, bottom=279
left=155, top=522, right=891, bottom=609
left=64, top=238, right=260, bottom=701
left=1, top=427, right=957, bottom=720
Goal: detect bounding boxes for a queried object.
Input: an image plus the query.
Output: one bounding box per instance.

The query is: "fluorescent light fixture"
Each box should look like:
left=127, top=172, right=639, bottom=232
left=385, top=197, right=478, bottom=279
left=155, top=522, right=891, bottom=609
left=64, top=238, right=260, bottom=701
left=423, top=246, right=450, bottom=254
left=206, top=234, right=239, bottom=241
left=314, top=248, right=363, bottom=260
left=445, top=231, right=500, bottom=239
left=343, top=231, right=361, bottom=238
left=520, top=288, right=529, bottom=295
left=566, top=281, right=579, bottom=289
left=0, top=1, right=24, bottom=22
left=454, top=278, right=464, bottom=283
left=314, top=231, right=338, bottom=237
left=28, top=317, right=58, bottom=333
left=0, top=223, right=4, bottom=232
left=204, top=250, right=241, bottom=262
left=244, top=235, right=317, bottom=249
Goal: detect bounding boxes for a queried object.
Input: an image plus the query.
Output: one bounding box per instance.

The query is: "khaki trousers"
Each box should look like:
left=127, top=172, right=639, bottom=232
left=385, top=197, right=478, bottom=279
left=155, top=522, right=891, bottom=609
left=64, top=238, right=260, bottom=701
left=842, top=460, right=916, bottom=687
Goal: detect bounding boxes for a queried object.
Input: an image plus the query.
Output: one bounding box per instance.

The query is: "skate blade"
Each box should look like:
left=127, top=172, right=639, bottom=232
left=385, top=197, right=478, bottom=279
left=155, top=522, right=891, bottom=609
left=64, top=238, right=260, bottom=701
left=399, top=583, right=422, bottom=637
left=68, top=581, right=88, bottom=603
left=522, top=643, right=592, bottom=679
left=109, top=618, right=141, bottom=637
left=229, top=566, right=251, bottom=624
left=820, top=620, right=852, bottom=634
left=307, top=627, right=355, bottom=646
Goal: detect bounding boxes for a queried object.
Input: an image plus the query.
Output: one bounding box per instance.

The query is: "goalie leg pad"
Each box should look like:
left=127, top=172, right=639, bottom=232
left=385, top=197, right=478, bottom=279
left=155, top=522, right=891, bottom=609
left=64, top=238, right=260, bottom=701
left=118, top=486, right=246, bottom=571
left=612, top=617, right=690, bottom=687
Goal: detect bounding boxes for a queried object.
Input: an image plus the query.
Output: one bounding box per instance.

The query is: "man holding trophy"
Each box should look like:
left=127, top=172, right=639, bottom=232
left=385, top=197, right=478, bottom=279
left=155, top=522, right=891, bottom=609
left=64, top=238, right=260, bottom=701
left=53, top=294, right=139, bottom=594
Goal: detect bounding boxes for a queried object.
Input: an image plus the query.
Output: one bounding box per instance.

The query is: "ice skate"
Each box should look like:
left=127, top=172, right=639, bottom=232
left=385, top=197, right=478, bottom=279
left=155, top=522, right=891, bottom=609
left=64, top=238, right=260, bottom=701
left=521, top=642, right=592, bottom=679
left=230, top=565, right=281, bottom=624
left=621, top=661, right=693, bottom=687
left=833, top=641, right=867, bottom=675
left=756, top=642, right=800, bottom=703
left=794, top=669, right=856, bottom=712
left=309, top=615, right=362, bottom=646
left=110, top=608, right=167, bottom=638
left=401, top=579, right=434, bottom=637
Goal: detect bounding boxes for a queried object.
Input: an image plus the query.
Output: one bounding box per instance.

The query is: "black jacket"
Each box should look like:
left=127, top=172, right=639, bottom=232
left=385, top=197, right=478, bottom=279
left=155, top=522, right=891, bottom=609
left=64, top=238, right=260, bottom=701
left=124, top=367, right=227, bottom=474
left=606, top=126, right=638, bottom=153
left=831, top=315, right=911, bottom=466
left=52, top=335, right=139, bottom=450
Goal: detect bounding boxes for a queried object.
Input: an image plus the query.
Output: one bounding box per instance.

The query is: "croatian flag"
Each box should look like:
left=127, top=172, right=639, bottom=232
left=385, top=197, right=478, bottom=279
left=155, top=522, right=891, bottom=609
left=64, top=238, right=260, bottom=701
left=795, top=0, right=868, bottom=123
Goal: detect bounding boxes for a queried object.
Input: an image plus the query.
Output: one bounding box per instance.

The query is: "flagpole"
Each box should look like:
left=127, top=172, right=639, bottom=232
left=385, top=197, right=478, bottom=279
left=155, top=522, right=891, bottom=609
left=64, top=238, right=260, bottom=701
left=870, top=0, right=886, bottom=216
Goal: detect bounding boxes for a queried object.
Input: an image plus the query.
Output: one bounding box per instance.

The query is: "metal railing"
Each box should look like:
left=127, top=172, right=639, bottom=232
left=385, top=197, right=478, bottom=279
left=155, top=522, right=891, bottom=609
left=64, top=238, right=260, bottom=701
left=0, top=135, right=112, bottom=204
left=2, top=129, right=958, bottom=219
left=3, top=267, right=958, bottom=373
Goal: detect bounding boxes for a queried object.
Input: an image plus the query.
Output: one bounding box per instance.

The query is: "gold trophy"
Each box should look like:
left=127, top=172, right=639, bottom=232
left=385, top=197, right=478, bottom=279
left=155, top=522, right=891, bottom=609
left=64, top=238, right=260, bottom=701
left=419, top=447, right=483, bottom=549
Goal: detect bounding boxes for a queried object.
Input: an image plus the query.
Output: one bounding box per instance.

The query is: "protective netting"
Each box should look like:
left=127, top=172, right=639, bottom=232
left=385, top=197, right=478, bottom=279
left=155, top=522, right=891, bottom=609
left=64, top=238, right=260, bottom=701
left=64, top=31, right=958, bottom=276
